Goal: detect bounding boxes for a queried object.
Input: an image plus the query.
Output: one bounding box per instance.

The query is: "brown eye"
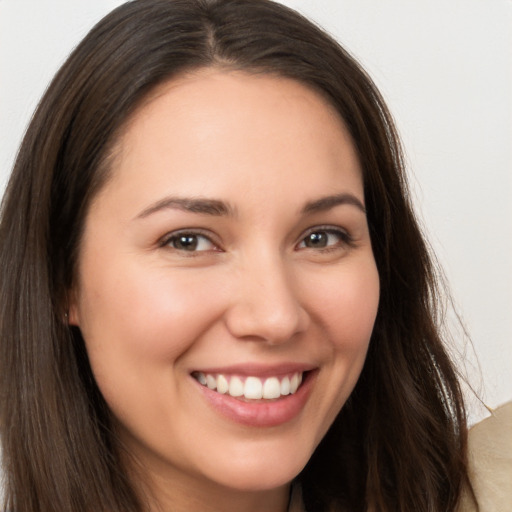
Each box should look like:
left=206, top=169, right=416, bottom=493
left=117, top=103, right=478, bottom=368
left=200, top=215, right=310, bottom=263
left=303, top=232, right=329, bottom=248
left=298, top=228, right=350, bottom=251
left=165, top=233, right=216, bottom=252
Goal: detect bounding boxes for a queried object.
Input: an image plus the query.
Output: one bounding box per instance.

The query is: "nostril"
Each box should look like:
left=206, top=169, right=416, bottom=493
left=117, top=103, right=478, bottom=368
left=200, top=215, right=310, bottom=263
left=224, top=298, right=309, bottom=344
left=222, top=260, right=310, bottom=343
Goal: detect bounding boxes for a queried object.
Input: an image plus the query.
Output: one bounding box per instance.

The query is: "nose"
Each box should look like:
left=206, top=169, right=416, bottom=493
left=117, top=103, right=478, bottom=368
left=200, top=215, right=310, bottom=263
left=223, top=254, right=310, bottom=345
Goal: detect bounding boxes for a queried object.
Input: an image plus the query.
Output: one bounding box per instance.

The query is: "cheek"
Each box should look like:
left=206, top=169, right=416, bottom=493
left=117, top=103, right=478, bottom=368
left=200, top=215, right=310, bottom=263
left=296, top=258, right=379, bottom=443
left=310, top=259, right=380, bottom=351
left=75, top=267, right=224, bottom=429
left=75, top=264, right=228, bottom=401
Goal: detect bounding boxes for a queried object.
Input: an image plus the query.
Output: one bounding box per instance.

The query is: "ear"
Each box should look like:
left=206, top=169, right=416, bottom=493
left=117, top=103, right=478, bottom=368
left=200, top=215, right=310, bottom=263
left=66, top=288, right=80, bottom=326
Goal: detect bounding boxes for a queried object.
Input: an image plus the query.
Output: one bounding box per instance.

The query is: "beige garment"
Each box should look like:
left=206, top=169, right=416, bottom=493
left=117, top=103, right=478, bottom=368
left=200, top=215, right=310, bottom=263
left=457, top=401, right=512, bottom=512
left=289, top=402, right=512, bottom=512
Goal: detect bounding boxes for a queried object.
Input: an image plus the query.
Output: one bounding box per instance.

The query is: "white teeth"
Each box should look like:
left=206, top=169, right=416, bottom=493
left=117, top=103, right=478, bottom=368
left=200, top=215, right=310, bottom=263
left=280, top=376, right=290, bottom=396
left=206, top=374, right=217, bottom=390
left=244, top=376, right=263, bottom=399
left=217, top=374, right=229, bottom=394
left=262, top=377, right=281, bottom=399
left=194, top=371, right=304, bottom=400
left=290, top=373, right=299, bottom=394
left=229, top=376, right=244, bottom=397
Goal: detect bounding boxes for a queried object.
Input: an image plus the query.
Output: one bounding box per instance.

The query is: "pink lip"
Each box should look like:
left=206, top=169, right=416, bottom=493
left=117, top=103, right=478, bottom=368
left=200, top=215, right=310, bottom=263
left=192, top=369, right=317, bottom=428
left=191, top=362, right=316, bottom=378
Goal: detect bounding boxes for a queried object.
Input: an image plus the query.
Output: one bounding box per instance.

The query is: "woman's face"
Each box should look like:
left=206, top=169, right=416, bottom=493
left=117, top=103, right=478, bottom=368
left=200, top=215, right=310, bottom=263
left=70, top=70, right=379, bottom=502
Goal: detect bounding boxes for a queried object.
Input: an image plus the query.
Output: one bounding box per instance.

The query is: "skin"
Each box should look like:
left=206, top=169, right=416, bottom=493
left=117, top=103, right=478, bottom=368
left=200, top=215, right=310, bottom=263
left=69, top=69, right=380, bottom=512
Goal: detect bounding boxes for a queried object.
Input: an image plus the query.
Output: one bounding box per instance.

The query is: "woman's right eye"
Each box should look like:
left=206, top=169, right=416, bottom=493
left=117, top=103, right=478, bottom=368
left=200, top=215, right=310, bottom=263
left=162, top=232, right=217, bottom=253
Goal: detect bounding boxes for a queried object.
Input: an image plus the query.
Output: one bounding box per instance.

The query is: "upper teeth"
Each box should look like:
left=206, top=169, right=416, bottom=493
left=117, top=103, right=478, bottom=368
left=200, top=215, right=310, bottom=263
left=194, top=372, right=303, bottom=400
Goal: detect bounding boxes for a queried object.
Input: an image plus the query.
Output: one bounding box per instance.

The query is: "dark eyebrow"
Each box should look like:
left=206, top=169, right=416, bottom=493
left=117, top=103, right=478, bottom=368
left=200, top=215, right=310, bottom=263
left=301, top=193, right=366, bottom=215
left=135, top=196, right=236, bottom=219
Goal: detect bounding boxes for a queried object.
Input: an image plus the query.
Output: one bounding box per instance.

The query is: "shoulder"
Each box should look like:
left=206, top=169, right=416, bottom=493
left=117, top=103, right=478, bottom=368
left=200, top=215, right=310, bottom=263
left=457, top=401, right=512, bottom=512
left=291, top=405, right=512, bottom=512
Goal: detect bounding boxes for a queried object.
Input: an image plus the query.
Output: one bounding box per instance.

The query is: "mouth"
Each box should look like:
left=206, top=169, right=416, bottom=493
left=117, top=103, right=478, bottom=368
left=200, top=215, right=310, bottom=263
left=191, top=371, right=304, bottom=401
left=190, top=365, right=316, bottom=427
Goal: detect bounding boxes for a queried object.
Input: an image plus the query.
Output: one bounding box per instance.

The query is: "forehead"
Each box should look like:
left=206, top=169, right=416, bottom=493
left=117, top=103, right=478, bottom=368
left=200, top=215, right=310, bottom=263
left=96, top=69, right=363, bottom=212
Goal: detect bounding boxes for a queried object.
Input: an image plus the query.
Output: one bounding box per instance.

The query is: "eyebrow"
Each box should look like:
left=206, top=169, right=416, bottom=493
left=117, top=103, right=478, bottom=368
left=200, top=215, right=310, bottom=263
left=301, top=193, right=366, bottom=215
left=136, top=192, right=365, bottom=220
left=136, top=196, right=236, bottom=219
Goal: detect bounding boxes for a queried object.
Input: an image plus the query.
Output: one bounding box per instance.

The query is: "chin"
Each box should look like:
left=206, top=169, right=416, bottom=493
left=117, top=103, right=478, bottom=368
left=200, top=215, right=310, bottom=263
left=196, top=439, right=313, bottom=492
left=209, top=464, right=303, bottom=493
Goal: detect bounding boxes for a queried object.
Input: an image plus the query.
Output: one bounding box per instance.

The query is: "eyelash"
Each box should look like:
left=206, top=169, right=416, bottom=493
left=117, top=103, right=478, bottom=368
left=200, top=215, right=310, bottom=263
left=159, top=229, right=219, bottom=254
left=297, top=226, right=354, bottom=252
left=159, top=226, right=353, bottom=255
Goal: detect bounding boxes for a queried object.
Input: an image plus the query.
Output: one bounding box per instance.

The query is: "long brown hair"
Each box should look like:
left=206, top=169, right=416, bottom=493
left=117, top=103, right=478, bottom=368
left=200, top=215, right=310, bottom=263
left=0, top=1, right=470, bottom=510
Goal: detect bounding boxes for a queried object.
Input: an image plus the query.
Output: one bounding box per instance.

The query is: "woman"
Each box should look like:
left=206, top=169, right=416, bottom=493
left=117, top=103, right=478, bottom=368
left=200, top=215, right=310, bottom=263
left=0, top=0, right=474, bottom=510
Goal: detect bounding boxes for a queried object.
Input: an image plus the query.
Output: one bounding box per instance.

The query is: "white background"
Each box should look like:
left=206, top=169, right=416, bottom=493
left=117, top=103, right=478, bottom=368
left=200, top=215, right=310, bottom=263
left=1, top=0, right=511, bottom=423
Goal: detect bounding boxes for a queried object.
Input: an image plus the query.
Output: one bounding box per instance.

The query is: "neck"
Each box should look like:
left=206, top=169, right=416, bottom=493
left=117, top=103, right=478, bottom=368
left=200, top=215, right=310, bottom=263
left=130, top=460, right=291, bottom=512
left=157, top=485, right=290, bottom=512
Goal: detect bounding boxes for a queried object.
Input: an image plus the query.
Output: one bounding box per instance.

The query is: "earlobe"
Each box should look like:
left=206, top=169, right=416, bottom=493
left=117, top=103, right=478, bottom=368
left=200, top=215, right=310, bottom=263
left=66, top=291, right=80, bottom=326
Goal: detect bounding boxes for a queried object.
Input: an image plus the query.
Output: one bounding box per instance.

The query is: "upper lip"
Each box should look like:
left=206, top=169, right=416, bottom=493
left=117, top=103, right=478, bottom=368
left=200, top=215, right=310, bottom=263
left=190, top=363, right=316, bottom=378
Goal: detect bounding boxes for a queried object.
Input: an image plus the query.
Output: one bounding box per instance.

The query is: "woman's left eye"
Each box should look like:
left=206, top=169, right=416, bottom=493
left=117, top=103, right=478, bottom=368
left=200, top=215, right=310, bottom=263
left=162, top=232, right=217, bottom=252
left=297, top=228, right=350, bottom=250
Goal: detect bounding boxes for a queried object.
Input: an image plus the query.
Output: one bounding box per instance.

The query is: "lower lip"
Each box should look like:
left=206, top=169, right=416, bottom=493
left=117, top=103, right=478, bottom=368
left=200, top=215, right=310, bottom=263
left=194, top=372, right=316, bottom=427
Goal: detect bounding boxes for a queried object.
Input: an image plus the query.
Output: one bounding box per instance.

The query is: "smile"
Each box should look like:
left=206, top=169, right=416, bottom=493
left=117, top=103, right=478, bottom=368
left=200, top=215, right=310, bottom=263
left=192, top=372, right=303, bottom=400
